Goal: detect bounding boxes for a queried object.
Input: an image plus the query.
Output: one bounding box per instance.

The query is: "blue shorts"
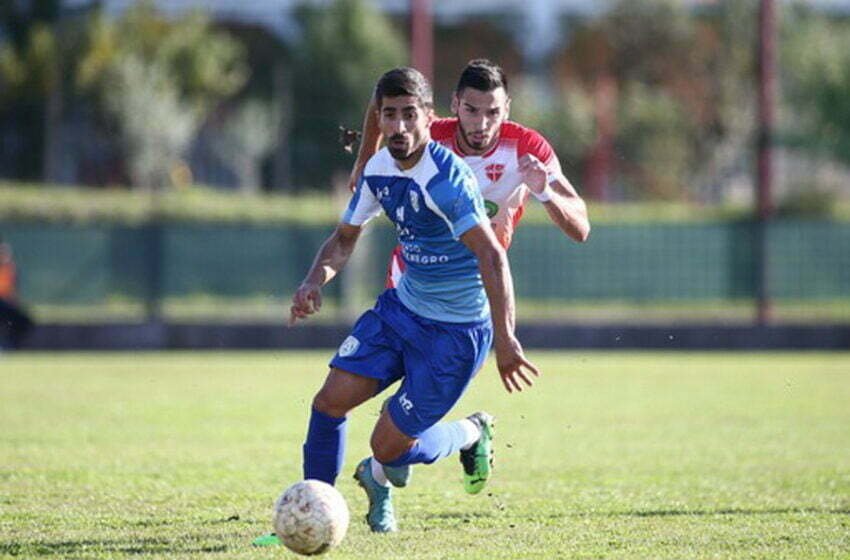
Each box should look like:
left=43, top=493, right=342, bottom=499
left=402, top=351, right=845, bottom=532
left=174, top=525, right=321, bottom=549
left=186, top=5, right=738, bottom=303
left=330, top=289, right=493, bottom=438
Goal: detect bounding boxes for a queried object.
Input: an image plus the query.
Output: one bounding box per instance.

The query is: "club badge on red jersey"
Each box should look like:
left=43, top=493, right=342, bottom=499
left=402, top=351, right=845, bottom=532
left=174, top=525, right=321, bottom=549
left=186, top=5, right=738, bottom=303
left=485, top=163, right=505, bottom=182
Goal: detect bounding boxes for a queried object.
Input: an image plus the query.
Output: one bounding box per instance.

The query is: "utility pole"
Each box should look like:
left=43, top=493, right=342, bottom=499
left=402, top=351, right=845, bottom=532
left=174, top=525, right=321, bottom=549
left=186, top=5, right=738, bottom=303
left=585, top=76, right=616, bottom=201
left=756, top=0, right=777, bottom=325
left=410, top=0, right=433, bottom=83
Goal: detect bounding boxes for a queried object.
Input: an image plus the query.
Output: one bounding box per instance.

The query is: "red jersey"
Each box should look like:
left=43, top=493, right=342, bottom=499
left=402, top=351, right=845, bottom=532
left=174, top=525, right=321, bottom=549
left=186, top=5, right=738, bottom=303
left=385, top=118, right=563, bottom=288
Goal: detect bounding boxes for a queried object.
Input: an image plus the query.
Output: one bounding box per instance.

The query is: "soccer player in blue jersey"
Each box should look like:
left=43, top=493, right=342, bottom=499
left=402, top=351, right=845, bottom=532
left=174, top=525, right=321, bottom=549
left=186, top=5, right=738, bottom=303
left=289, top=67, right=538, bottom=534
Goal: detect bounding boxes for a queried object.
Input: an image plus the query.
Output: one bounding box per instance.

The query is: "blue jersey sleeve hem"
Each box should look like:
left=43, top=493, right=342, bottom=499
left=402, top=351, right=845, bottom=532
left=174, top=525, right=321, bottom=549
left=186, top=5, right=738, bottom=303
left=452, top=213, right=483, bottom=239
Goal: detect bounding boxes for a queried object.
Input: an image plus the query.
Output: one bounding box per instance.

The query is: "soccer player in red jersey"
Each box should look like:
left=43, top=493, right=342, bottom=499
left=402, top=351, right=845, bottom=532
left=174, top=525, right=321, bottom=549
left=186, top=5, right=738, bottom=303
left=349, top=59, right=591, bottom=287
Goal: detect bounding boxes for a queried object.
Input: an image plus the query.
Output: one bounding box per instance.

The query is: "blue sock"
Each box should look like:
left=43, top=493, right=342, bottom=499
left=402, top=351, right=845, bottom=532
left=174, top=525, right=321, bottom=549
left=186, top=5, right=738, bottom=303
left=382, top=421, right=468, bottom=467
left=302, top=407, right=347, bottom=485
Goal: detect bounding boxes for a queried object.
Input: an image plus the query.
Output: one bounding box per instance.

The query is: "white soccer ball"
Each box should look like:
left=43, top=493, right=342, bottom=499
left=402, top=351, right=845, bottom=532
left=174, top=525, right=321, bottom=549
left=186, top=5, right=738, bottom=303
left=273, top=479, right=350, bottom=556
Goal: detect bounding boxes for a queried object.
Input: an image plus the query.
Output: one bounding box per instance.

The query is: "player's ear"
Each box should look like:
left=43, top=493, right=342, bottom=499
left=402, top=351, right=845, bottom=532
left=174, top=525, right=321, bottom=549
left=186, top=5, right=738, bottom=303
left=425, top=104, right=435, bottom=125
left=505, top=96, right=511, bottom=119
left=451, top=93, right=459, bottom=115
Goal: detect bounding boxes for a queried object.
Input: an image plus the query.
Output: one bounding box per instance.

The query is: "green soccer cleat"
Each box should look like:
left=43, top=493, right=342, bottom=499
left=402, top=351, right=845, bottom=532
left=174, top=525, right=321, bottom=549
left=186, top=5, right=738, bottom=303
left=353, top=457, right=398, bottom=532
left=251, top=533, right=280, bottom=547
left=459, top=412, right=495, bottom=495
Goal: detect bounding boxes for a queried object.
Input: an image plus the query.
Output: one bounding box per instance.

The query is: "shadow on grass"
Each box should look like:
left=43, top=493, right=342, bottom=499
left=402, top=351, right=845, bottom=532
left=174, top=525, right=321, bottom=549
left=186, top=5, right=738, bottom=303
left=417, top=506, right=850, bottom=524
left=0, top=537, right=227, bottom=556
left=424, top=511, right=499, bottom=521
left=127, top=515, right=249, bottom=528
left=426, top=507, right=850, bottom=522
left=616, top=507, right=850, bottom=518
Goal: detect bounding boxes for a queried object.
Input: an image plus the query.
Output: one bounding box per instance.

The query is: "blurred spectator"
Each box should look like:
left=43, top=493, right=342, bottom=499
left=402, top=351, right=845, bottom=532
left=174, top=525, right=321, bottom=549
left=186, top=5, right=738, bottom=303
left=0, top=237, right=34, bottom=350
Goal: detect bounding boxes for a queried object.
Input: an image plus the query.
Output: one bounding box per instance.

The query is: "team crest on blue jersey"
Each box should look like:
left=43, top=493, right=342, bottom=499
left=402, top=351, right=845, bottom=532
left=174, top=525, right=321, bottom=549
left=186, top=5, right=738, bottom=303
left=410, top=190, right=420, bottom=213
left=338, top=336, right=360, bottom=357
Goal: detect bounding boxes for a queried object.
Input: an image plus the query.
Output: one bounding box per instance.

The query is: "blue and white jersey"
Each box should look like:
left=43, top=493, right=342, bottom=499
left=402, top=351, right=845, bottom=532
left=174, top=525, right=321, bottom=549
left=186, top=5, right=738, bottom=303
left=342, top=142, right=489, bottom=323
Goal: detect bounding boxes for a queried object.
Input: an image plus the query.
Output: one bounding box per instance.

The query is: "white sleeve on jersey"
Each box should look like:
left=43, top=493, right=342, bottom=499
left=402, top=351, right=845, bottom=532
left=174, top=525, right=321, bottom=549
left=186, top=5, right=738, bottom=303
left=342, top=178, right=382, bottom=226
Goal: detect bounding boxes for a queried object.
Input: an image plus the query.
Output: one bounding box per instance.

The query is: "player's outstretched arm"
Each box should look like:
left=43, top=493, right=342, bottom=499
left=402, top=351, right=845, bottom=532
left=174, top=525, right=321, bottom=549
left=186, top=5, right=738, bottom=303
left=346, top=94, right=383, bottom=192
left=461, top=224, right=540, bottom=393
left=289, top=223, right=362, bottom=325
left=519, top=154, right=591, bottom=243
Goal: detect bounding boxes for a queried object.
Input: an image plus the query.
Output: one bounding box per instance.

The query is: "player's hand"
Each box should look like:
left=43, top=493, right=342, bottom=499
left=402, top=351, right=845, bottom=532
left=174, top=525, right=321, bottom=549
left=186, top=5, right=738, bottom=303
left=518, top=154, right=549, bottom=195
left=494, top=335, right=540, bottom=393
left=289, top=282, right=322, bottom=326
left=346, top=167, right=358, bottom=193
left=339, top=126, right=361, bottom=155
left=346, top=159, right=367, bottom=193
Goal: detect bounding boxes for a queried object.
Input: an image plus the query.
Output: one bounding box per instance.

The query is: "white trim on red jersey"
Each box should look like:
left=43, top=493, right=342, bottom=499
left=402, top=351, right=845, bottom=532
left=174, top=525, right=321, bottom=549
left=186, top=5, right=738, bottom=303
left=430, top=118, right=562, bottom=249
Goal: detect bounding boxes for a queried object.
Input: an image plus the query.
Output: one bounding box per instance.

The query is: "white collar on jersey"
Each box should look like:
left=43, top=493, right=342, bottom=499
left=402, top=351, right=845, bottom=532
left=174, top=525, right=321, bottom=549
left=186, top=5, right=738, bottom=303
left=365, top=144, right=439, bottom=188
left=393, top=143, right=432, bottom=175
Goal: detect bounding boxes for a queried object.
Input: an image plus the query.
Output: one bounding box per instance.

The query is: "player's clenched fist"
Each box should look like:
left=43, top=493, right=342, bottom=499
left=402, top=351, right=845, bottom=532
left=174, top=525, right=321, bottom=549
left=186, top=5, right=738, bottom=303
left=494, top=335, right=540, bottom=393
left=518, top=154, right=549, bottom=195
left=289, top=282, right=323, bottom=326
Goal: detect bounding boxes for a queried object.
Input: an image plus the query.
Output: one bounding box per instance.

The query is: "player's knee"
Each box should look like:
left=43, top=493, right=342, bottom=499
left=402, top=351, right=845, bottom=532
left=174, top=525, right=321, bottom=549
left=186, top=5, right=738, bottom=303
left=370, top=440, right=400, bottom=465
left=370, top=433, right=413, bottom=464
left=311, top=390, right=348, bottom=418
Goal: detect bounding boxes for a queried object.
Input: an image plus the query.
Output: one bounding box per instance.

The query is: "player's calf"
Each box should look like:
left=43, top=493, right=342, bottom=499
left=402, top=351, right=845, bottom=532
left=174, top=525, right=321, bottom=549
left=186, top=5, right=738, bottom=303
left=375, top=397, right=411, bottom=487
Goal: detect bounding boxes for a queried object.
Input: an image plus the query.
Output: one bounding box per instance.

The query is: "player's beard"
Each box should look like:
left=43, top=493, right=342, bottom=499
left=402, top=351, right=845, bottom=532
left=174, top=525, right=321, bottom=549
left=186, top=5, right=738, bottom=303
left=387, top=134, right=412, bottom=160
left=457, top=119, right=493, bottom=152
left=388, top=134, right=426, bottom=165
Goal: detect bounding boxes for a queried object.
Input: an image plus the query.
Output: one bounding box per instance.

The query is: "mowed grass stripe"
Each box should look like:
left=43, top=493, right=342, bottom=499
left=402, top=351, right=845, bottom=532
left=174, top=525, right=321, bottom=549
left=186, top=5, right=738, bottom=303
left=1, top=351, right=848, bottom=559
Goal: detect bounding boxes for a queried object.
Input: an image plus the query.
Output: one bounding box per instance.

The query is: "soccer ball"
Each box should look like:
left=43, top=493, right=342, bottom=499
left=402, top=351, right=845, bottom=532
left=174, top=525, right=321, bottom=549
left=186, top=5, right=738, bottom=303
left=273, top=480, right=350, bottom=556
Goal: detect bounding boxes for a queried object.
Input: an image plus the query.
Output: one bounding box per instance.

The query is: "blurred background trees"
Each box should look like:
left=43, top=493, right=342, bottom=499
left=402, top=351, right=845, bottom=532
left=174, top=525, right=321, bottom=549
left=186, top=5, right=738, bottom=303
left=0, top=0, right=849, bottom=205
left=75, top=2, right=248, bottom=189
left=551, top=0, right=760, bottom=203
left=0, top=0, right=63, bottom=181
left=783, top=6, right=850, bottom=166
left=289, top=0, right=406, bottom=189
left=208, top=98, right=281, bottom=194
left=2, top=0, right=849, bottom=326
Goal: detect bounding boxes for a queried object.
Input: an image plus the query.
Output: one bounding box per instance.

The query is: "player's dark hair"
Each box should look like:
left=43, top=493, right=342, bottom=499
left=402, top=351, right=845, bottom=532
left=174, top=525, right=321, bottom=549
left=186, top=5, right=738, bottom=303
left=456, top=59, right=508, bottom=94
left=374, top=67, right=433, bottom=108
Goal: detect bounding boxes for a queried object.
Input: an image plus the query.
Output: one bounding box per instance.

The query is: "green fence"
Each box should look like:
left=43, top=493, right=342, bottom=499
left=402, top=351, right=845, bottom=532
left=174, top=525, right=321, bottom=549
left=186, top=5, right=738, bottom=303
left=3, top=221, right=849, bottom=322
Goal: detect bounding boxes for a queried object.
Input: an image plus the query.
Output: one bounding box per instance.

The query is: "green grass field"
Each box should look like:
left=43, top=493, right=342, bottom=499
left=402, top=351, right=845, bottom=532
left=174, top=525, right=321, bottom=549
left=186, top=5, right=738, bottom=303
left=1, top=351, right=848, bottom=559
